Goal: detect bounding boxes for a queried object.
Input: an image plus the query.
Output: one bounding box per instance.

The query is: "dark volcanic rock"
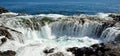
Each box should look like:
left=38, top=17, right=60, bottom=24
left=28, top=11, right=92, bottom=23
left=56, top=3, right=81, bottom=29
left=43, top=48, right=55, bottom=54
left=109, top=14, right=120, bottom=21
left=0, top=27, right=12, bottom=40
left=0, top=26, right=24, bottom=43
left=0, top=7, right=9, bottom=14
left=67, top=43, right=120, bottom=56
left=0, top=50, right=16, bottom=56
left=67, top=47, right=94, bottom=56
left=0, top=38, right=7, bottom=45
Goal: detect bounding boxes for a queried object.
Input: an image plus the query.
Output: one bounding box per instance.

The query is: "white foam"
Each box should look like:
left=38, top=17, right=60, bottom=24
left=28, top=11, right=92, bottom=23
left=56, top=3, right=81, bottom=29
left=0, top=39, right=23, bottom=51
left=15, top=36, right=99, bottom=56
left=0, top=12, right=18, bottom=15
left=96, top=13, right=113, bottom=20
left=38, top=14, right=66, bottom=19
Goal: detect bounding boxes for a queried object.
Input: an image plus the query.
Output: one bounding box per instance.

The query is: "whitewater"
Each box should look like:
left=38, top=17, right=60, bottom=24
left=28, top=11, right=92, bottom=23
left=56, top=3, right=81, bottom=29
left=0, top=12, right=120, bottom=56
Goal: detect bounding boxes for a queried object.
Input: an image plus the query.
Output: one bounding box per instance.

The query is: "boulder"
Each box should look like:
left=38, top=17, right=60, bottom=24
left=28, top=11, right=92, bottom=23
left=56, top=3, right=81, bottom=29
left=0, top=50, right=16, bottom=56
left=43, top=48, right=55, bottom=54
left=0, top=7, right=9, bottom=14
left=0, top=37, right=7, bottom=45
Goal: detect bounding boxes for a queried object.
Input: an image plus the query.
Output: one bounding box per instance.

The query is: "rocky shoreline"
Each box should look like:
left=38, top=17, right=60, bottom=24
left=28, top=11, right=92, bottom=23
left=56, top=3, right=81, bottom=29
left=0, top=7, right=15, bottom=56
left=43, top=43, right=120, bottom=56
left=67, top=43, right=120, bottom=56
left=0, top=7, right=120, bottom=56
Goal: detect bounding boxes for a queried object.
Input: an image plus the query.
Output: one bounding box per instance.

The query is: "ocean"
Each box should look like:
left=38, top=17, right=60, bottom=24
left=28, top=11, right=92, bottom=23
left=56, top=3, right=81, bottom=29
left=0, top=0, right=120, bottom=15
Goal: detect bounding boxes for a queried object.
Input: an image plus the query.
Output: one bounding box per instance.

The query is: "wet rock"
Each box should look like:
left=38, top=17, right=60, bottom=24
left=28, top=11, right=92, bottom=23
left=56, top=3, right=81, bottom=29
left=0, top=27, right=12, bottom=40
left=67, top=47, right=94, bottom=56
left=102, top=22, right=115, bottom=28
left=43, top=48, right=55, bottom=54
left=0, top=37, right=7, bottom=45
left=67, top=43, right=120, bottom=56
left=78, top=18, right=85, bottom=25
left=0, top=26, right=24, bottom=43
left=109, top=14, right=120, bottom=21
left=0, top=50, right=16, bottom=56
left=0, top=7, right=9, bottom=14
left=106, top=47, right=120, bottom=56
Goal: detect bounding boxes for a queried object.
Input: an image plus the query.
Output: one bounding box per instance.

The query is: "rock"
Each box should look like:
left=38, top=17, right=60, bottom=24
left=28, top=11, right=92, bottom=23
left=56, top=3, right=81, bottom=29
left=67, top=43, right=120, bottom=56
left=0, top=26, right=24, bottom=43
left=0, top=7, right=9, bottom=14
left=0, top=27, right=12, bottom=40
left=43, top=48, right=55, bottom=54
left=106, top=47, right=120, bottom=56
left=0, top=37, right=7, bottom=45
left=67, top=47, right=94, bottom=56
left=0, top=50, right=16, bottom=56
left=109, top=14, right=120, bottom=21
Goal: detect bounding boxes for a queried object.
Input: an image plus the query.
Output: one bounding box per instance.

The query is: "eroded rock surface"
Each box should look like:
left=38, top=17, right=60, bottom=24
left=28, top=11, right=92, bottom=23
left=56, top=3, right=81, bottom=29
left=0, top=50, right=16, bottom=56
left=0, top=26, right=23, bottom=43
left=67, top=43, right=120, bottom=56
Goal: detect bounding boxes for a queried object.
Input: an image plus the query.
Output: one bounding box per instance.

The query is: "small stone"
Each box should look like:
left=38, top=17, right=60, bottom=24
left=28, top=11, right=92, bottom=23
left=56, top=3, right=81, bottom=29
left=43, top=48, right=55, bottom=54
left=1, top=38, right=7, bottom=44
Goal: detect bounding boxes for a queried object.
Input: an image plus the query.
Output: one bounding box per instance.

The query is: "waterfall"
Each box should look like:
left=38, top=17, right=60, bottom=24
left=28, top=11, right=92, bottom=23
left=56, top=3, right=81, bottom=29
left=100, top=27, right=120, bottom=42
left=50, top=20, right=109, bottom=38
left=40, top=23, right=55, bottom=39
left=0, top=12, right=120, bottom=56
left=15, top=22, right=100, bottom=56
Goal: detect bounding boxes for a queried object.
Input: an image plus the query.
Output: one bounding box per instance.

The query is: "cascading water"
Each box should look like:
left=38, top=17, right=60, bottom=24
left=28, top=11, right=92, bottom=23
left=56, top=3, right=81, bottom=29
left=50, top=20, right=104, bottom=38
left=0, top=12, right=120, bottom=56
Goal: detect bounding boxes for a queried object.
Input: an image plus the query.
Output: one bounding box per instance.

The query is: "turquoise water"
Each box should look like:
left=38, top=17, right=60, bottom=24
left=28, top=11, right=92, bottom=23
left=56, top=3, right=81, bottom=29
left=0, top=0, right=120, bottom=15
